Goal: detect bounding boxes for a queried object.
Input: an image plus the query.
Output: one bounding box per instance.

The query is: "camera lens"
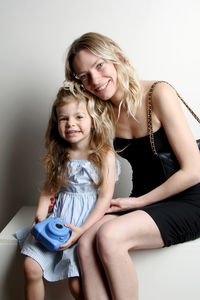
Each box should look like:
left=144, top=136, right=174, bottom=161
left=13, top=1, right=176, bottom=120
left=56, top=224, right=63, bottom=229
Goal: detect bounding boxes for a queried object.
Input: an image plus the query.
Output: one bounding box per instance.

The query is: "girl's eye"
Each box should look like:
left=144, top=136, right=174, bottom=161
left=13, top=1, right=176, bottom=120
left=77, top=115, right=83, bottom=119
left=59, top=117, right=67, bottom=121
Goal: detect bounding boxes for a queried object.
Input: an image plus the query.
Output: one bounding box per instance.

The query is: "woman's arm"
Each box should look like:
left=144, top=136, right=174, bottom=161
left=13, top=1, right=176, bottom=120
left=142, top=83, right=200, bottom=201
left=59, top=150, right=116, bottom=250
left=108, top=83, right=200, bottom=212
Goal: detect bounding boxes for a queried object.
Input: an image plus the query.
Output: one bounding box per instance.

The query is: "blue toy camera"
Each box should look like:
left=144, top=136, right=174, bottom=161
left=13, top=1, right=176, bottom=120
left=32, top=217, right=72, bottom=251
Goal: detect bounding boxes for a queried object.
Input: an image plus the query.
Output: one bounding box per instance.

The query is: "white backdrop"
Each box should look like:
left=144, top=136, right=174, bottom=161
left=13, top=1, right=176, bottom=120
left=0, top=0, right=199, bottom=231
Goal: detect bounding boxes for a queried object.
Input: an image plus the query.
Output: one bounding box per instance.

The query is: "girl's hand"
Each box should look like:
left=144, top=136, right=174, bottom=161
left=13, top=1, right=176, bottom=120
left=31, top=216, right=44, bottom=229
left=58, top=224, right=84, bottom=251
left=31, top=216, right=44, bottom=240
left=107, top=197, right=140, bottom=213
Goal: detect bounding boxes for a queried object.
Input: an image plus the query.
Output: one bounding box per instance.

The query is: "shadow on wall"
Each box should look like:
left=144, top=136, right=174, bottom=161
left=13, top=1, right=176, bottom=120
left=113, top=156, right=132, bottom=199
left=1, top=94, right=47, bottom=232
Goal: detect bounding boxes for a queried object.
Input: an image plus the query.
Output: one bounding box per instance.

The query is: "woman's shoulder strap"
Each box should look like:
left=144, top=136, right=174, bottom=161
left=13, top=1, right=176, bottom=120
left=147, top=80, right=200, bottom=156
left=148, top=80, right=200, bottom=123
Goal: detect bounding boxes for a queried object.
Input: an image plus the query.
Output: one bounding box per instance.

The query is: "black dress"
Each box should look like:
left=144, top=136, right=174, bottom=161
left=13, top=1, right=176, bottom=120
left=113, top=127, right=200, bottom=246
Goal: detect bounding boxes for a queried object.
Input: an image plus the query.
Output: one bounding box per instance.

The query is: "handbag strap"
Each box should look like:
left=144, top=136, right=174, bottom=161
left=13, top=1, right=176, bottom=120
left=147, top=80, right=200, bottom=156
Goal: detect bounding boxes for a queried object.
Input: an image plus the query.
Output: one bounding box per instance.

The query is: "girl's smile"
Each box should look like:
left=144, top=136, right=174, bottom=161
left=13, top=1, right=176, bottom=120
left=65, top=130, right=81, bottom=137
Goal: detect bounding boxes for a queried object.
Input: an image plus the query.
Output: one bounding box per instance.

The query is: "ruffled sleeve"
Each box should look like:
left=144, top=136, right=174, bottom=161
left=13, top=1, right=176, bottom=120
left=67, top=158, right=120, bottom=185
left=86, top=158, right=121, bottom=183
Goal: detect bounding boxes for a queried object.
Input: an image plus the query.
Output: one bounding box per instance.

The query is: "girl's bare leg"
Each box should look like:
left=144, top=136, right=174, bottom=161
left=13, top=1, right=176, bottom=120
left=68, top=277, right=84, bottom=300
left=77, top=214, right=118, bottom=300
left=96, top=210, right=164, bottom=300
left=24, top=256, right=44, bottom=300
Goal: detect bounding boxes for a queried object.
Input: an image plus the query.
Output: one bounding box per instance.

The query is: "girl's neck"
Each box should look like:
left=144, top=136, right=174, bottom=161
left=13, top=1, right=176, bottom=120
left=67, top=146, right=89, bottom=160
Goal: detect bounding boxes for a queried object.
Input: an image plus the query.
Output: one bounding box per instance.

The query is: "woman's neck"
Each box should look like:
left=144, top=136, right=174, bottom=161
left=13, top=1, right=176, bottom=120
left=110, top=84, right=124, bottom=107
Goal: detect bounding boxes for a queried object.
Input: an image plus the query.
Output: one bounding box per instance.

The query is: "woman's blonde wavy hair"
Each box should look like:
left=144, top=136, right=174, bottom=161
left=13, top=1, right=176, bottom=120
left=65, top=32, right=142, bottom=118
left=43, top=86, right=115, bottom=195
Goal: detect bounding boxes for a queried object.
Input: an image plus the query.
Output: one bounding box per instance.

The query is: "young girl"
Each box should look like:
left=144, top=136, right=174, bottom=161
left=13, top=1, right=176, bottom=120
left=16, top=85, right=120, bottom=300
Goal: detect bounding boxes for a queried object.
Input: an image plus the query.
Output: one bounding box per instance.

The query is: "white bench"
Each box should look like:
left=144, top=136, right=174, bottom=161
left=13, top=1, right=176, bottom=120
left=0, top=206, right=73, bottom=300
left=0, top=206, right=200, bottom=300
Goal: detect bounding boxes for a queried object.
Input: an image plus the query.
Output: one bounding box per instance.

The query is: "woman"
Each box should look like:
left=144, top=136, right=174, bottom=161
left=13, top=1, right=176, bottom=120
left=65, top=32, right=200, bottom=300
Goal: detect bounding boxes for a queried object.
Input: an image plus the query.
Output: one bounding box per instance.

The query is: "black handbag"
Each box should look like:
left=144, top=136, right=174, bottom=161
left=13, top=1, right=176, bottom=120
left=148, top=81, right=200, bottom=180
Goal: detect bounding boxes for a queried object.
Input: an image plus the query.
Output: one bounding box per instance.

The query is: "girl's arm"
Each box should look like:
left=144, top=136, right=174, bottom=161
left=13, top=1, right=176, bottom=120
left=34, top=190, right=54, bottom=224
left=59, top=150, right=116, bottom=250
left=108, top=83, right=200, bottom=212
left=81, top=150, right=116, bottom=230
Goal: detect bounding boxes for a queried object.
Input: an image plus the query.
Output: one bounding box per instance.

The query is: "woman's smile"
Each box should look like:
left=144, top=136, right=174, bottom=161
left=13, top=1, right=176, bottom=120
left=72, top=49, right=118, bottom=101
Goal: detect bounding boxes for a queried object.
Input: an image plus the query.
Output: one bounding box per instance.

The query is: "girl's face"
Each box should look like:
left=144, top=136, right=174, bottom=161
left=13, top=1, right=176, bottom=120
left=57, top=97, right=92, bottom=148
left=72, top=49, right=118, bottom=101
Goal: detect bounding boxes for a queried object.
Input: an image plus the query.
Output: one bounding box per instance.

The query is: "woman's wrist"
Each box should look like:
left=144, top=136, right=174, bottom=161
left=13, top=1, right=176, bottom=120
left=133, top=196, right=146, bottom=208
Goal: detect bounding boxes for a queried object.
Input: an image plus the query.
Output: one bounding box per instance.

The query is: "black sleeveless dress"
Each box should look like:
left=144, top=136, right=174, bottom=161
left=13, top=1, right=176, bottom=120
left=113, top=127, right=200, bottom=247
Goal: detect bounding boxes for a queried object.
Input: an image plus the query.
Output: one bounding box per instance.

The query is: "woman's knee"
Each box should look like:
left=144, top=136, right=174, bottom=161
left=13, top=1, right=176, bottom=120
left=96, top=222, right=119, bottom=261
left=77, top=233, right=95, bottom=265
left=24, top=256, right=43, bottom=280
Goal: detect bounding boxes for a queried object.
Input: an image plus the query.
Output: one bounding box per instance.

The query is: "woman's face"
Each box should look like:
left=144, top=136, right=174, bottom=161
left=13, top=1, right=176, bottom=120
left=72, top=49, right=118, bottom=101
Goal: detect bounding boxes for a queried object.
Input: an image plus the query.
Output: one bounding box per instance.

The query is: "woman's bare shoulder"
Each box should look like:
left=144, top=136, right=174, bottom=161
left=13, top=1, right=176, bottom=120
left=140, top=80, right=175, bottom=94
left=140, top=80, right=177, bottom=107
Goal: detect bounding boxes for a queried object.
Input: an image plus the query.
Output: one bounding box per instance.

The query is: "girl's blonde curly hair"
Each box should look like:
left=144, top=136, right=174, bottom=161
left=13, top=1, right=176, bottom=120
left=65, top=32, right=142, bottom=118
left=43, top=86, right=115, bottom=195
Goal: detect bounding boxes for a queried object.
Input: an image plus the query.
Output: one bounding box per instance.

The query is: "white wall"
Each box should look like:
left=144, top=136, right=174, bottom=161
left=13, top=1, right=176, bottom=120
left=0, top=0, right=200, bottom=231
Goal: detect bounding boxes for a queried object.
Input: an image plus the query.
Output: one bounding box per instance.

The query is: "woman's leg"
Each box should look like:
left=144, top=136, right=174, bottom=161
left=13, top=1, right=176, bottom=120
left=96, top=210, right=164, bottom=300
left=77, top=214, right=118, bottom=300
left=24, top=256, right=44, bottom=300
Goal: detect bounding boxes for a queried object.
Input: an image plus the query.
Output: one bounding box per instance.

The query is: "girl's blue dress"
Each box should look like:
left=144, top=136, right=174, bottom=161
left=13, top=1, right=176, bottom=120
left=16, top=159, right=120, bottom=282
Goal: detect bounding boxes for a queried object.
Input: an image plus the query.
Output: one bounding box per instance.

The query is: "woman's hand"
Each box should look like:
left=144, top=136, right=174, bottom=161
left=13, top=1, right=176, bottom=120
left=107, top=197, right=140, bottom=213
left=58, top=224, right=84, bottom=251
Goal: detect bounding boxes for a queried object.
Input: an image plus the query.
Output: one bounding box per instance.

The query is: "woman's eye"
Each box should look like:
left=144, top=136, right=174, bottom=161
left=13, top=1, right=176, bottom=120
left=80, top=74, right=88, bottom=81
left=97, top=62, right=104, bottom=69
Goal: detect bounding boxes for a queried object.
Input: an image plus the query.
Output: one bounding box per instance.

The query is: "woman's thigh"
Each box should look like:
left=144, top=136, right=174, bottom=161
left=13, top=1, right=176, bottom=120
left=97, top=210, right=164, bottom=251
left=79, top=214, right=118, bottom=242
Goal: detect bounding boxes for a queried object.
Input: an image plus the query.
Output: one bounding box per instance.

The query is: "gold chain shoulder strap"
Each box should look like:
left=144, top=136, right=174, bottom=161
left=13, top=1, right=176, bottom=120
left=147, top=80, right=200, bottom=156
